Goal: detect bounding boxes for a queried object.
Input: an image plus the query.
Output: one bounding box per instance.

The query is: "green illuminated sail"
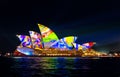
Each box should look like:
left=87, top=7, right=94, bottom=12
left=38, top=24, right=59, bottom=48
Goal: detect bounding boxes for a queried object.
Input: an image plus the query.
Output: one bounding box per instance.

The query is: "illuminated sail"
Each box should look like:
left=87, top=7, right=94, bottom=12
left=29, top=31, right=43, bottom=49
left=51, top=36, right=77, bottom=50
left=63, top=36, right=77, bottom=47
left=16, top=35, right=32, bottom=48
left=72, top=43, right=87, bottom=50
left=38, top=24, right=59, bottom=48
left=16, top=47, right=34, bottom=55
left=82, top=42, right=96, bottom=48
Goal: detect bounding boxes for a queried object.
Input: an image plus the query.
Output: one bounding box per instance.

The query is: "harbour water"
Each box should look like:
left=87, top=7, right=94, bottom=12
left=0, top=57, right=120, bottom=77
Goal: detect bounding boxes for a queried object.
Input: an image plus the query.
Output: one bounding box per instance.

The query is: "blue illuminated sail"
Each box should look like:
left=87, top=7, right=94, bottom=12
left=51, top=36, right=77, bottom=50
left=16, top=35, right=32, bottom=48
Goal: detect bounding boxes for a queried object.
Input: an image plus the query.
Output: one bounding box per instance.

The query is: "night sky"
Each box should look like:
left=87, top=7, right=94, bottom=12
left=0, top=0, right=120, bottom=53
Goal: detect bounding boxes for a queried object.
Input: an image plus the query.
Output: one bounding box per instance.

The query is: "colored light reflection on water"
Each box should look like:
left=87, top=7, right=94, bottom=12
left=11, top=57, right=92, bottom=76
left=12, top=57, right=91, bottom=69
left=7, top=57, right=120, bottom=77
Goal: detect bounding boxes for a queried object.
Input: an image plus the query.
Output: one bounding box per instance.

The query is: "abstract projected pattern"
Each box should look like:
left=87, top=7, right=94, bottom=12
left=82, top=42, right=96, bottom=48
left=29, top=31, right=43, bottom=49
left=38, top=24, right=59, bottom=43
left=72, top=43, right=87, bottom=50
left=16, top=35, right=32, bottom=48
left=63, top=36, right=77, bottom=47
left=17, top=47, right=34, bottom=55
left=51, top=36, right=77, bottom=50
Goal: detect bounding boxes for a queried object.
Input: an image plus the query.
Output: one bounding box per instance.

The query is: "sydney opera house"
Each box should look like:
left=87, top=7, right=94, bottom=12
left=13, top=24, right=104, bottom=57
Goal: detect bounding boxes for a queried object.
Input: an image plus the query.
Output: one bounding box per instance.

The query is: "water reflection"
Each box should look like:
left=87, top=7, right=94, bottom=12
left=10, top=57, right=93, bottom=76
left=12, top=57, right=91, bottom=70
left=7, top=57, right=120, bottom=77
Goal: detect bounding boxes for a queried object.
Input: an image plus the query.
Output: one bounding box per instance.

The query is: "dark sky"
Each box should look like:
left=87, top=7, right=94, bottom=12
left=0, top=0, right=120, bottom=53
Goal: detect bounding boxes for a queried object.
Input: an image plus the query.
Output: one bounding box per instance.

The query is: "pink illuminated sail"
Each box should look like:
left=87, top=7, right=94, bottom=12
left=29, top=31, right=43, bottom=49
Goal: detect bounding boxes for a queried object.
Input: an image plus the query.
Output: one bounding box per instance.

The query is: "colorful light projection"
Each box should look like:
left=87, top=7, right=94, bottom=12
left=82, top=42, right=96, bottom=48
left=15, top=23, right=97, bottom=56
left=72, top=43, right=88, bottom=50
left=29, top=31, right=43, bottom=49
left=38, top=24, right=59, bottom=48
left=51, top=36, right=77, bottom=50
left=17, top=47, right=34, bottom=55
left=16, top=35, right=32, bottom=48
left=63, top=36, right=77, bottom=47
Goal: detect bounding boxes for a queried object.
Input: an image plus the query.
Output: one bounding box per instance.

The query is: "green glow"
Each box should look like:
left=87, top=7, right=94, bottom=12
left=38, top=24, right=59, bottom=43
left=42, top=32, right=59, bottom=42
